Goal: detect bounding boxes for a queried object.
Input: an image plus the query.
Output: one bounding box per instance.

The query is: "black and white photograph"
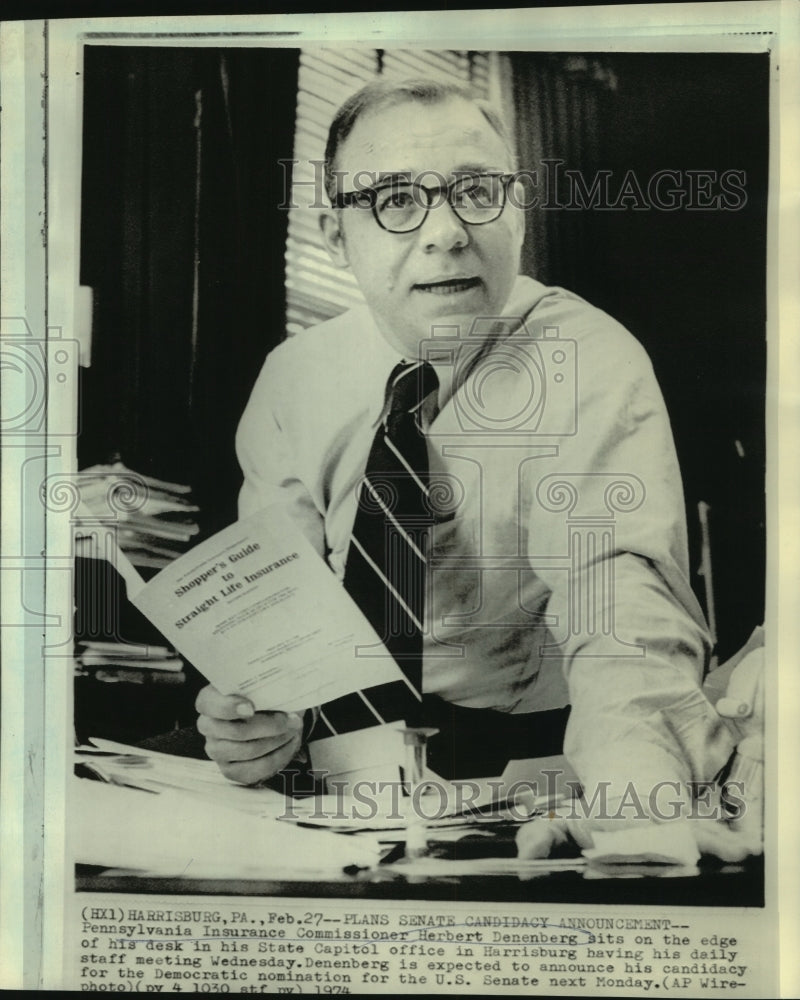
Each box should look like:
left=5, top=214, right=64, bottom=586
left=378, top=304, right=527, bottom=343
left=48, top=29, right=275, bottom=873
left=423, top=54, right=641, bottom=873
left=1, top=4, right=798, bottom=995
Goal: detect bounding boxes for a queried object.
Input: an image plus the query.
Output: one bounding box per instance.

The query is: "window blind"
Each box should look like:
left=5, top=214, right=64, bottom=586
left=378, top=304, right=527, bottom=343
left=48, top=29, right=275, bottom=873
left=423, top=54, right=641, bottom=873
left=284, top=48, right=491, bottom=337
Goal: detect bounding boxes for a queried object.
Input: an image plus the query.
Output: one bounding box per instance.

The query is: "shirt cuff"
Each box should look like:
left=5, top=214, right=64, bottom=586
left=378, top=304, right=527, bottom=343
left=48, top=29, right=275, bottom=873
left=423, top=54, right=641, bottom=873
left=302, top=706, right=320, bottom=743
left=567, top=739, right=726, bottom=827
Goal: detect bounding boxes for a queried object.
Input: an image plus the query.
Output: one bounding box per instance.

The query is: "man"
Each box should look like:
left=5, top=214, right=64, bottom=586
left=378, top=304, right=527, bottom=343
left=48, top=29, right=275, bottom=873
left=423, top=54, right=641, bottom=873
left=196, top=78, right=754, bottom=860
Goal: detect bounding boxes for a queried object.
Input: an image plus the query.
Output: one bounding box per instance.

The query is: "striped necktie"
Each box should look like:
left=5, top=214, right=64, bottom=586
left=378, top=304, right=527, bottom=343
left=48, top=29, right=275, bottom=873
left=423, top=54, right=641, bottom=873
left=314, top=360, right=439, bottom=738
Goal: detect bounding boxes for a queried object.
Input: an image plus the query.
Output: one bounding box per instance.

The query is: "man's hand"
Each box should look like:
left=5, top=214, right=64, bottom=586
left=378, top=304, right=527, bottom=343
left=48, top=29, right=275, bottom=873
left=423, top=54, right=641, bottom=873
left=516, top=815, right=761, bottom=864
left=195, top=684, right=304, bottom=786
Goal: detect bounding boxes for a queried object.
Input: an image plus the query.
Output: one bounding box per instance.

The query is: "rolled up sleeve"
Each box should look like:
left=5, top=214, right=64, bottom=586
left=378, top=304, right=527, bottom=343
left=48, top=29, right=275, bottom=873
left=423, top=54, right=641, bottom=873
left=235, top=357, right=326, bottom=556
left=530, top=316, right=734, bottom=810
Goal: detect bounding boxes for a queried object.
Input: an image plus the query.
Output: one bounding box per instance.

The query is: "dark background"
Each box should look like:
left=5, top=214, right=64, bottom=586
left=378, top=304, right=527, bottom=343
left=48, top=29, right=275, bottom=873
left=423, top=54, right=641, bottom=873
left=78, top=47, right=767, bottom=680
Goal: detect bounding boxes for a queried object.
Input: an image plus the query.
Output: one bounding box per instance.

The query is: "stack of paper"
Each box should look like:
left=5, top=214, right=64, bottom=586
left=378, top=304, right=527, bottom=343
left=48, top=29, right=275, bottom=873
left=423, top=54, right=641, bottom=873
left=74, top=740, right=386, bottom=878
left=75, top=740, right=704, bottom=880
left=383, top=856, right=587, bottom=878
left=75, top=739, right=290, bottom=817
left=74, top=740, right=547, bottom=842
left=77, top=460, right=200, bottom=568
left=73, top=779, right=383, bottom=880
left=75, top=640, right=185, bottom=685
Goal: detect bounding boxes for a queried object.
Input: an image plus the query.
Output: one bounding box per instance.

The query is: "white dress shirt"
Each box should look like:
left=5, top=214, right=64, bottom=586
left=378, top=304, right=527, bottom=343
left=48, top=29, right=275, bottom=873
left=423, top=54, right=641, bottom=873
left=236, top=275, right=735, bottom=802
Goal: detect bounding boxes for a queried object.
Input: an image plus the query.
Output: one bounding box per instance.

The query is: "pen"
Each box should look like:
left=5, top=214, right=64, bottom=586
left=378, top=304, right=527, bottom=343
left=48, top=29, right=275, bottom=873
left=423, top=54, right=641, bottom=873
left=402, top=727, right=439, bottom=859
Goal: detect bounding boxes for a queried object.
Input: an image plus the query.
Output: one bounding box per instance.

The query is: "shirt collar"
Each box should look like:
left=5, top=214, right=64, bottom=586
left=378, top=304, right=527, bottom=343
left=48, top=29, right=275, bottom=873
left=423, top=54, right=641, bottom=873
left=372, top=357, right=445, bottom=431
left=367, top=274, right=549, bottom=429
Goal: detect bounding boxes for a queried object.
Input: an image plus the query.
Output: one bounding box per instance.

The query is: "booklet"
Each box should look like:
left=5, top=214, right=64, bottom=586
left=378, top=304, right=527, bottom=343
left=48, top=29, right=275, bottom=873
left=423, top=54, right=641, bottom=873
left=130, top=505, right=404, bottom=712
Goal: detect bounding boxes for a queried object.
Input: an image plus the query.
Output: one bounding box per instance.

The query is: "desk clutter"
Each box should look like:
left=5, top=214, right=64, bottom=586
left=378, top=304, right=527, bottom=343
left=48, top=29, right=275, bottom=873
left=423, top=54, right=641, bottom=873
left=74, top=740, right=710, bottom=883
left=72, top=460, right=204, bottom=743
left=73, top=740, right=572, bottom=881
left=75, top=459, right=200, bottom=569
left=75, top=640, right=185, bottom=684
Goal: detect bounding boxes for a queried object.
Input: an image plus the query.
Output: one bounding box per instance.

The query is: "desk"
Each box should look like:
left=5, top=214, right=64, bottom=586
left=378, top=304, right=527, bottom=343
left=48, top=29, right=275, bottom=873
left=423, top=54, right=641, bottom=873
left=74, top=740, right=764, bottom=909
left=77, top=857, right=763, bottom=907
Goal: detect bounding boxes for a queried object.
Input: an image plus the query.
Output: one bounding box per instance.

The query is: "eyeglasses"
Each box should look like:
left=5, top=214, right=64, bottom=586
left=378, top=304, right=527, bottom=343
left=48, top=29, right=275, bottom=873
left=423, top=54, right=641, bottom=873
left=333, top=172, right=518, bottom=234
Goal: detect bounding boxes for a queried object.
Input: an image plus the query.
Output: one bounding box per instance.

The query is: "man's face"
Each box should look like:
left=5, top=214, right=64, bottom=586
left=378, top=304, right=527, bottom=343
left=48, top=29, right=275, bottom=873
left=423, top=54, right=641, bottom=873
left=320, top=97, right=525, bottom=358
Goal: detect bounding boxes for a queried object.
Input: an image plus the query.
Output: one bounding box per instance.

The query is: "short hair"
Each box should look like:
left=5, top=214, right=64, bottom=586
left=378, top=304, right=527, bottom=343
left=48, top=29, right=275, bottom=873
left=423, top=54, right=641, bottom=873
left=323, top=77, right=515, bottom=202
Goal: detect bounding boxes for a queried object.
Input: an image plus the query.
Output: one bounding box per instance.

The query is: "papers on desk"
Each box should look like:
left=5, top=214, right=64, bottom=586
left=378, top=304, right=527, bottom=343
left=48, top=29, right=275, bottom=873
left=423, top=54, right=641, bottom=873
left=76, top=740, right=702, bottom=878
left=281, top=795, right=536, bottom=834
left=73, top=740, right=548, bottom=882
left=75, top=739, right=386, bottom=878
left=74, top=740, right=545, bottom=832
left=73, top=779, right=382, bottom=880
left=76, top=739, right=289, bottom=817
left=383, top=856, right=588, bottom=878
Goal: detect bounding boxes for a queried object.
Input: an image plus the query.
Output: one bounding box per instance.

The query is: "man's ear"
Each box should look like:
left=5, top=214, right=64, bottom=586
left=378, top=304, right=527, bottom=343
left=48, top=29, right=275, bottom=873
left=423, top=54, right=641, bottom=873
left=319, top=210, right=350, bottom=268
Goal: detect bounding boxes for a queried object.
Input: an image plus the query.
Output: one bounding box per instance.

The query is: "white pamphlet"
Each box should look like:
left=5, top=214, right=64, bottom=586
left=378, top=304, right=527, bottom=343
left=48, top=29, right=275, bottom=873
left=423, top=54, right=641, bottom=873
left=131, top=505, right=404, bottom=712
